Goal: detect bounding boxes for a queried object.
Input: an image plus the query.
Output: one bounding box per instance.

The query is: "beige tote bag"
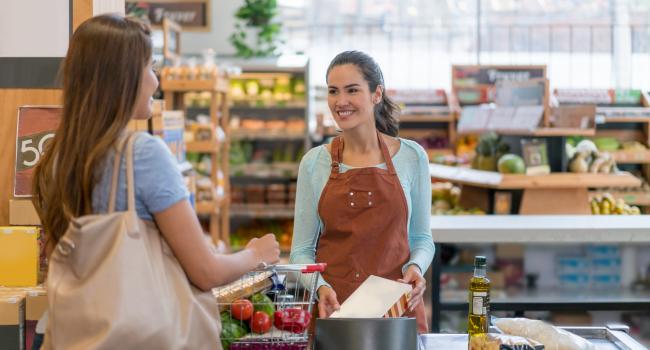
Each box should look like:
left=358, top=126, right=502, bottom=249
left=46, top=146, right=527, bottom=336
left=43, top=132, right=221, bottom=349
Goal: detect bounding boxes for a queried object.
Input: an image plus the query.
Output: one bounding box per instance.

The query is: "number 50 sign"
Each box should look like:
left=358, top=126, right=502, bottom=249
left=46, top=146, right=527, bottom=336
left=14, top=106, right=62, bottom=197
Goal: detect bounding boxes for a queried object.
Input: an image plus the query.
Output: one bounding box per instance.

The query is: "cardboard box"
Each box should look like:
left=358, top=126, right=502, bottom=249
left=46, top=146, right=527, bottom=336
left=0, top=227, right=40, bottom=287
left=9, top=199, right=41, bottom=225
left=1, top=286, right=46, bottom=350
left=0, top=293, right=26, bottom=350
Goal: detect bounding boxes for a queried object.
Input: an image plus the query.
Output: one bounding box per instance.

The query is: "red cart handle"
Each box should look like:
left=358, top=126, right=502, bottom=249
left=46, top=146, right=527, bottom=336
left=301, top=263, right=327, bottom=273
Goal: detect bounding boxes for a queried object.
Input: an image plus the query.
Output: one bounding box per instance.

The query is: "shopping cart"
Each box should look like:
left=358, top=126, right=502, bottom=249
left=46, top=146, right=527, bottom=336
left=213, top=263, right=326, bottom=350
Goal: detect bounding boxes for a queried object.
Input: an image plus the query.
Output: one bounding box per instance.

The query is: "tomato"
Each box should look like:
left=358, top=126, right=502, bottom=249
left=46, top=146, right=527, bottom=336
left=231, top=299, right=253, bottom=321
left=250, top=311, right=272, bottom=334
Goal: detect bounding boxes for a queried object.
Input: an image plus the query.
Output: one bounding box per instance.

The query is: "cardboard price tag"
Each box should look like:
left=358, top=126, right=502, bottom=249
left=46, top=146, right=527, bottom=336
left=14, top=106, right=62, bottom=197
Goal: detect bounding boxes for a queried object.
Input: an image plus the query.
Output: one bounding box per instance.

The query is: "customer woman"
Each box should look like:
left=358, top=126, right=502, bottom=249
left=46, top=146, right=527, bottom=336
left=289, top=51, right=434, bottom=332
left=32, top=14, right=279, bottom=348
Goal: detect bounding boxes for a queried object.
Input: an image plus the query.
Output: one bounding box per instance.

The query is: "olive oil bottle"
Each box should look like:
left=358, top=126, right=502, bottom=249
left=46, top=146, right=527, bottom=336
left=468, top=256, right=490, bottom=336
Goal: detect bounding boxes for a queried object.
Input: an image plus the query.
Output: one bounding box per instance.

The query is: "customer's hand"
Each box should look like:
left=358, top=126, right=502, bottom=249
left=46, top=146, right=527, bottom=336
left=246, top=233, right=280, bottom=267
left=398, top=265, right=426, bottom=311
left=317, top=286, right=340, bottom=318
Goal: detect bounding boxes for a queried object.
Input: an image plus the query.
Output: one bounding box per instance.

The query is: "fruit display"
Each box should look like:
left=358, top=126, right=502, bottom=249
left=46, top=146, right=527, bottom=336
left=471, top=132, right=510, bottom=172
left=230, top=77, right=306, bottom=108
left=432, top=182, right=485, bottom=215
left=567, top=139, right=617, bottom=174
left=497, top=154, right=526, bottom=174
left=590, top=193, right=641, bottom=215
left=456, top=135, right=478, bottom=158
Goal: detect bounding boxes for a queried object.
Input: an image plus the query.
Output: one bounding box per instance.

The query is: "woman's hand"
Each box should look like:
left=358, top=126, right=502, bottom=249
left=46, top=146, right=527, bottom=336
left=245, top=233, right=280, bottom=267
left=398, top=264, right=426, bottom=311
left=317, top=286, right=340, bottom=318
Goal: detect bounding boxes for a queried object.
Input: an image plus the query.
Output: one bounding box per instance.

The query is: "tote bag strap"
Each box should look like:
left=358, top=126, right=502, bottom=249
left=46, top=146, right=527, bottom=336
left=106, top=132, right=141, bottom=235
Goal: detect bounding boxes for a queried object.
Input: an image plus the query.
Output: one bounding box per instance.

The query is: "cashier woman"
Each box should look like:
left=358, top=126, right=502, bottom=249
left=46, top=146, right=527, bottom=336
left=289, top=51, right=434, bottom=332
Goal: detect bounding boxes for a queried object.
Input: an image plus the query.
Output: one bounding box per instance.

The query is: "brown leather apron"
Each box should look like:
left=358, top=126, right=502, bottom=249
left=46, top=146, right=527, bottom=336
left=314, top=133, right=428, bottom=333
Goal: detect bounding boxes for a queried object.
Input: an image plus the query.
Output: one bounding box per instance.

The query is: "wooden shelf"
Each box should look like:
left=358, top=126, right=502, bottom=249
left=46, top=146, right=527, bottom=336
left=195, top=195, right=228, bottom=215
left=611, top=149, right=650, bottom=164
left=399, top=114, right=454, bottom=123
left=186, top=140, right=221, bottom=153
left=461, top=127, right=596, bottom=137
left=400, top=129, right=448, bottom=139
left=231, top=130, right=305, bottom=140
left=429, top=164, right=641, bottom=189
left=160, top=78, right=229, bottom=93
left=230, top=203, right=295, bottom=218
left=230, top=105, right=307, bottom=111
left=426, top=148, right=455, bottom=159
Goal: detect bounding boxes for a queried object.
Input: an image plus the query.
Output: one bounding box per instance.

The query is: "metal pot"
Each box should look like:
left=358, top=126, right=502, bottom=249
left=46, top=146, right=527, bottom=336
left=315, top=317, right=418, bottom=350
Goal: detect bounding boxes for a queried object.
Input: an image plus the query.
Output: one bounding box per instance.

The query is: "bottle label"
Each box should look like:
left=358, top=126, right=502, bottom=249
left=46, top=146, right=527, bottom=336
left=471, top=291, right=488, bottom=315
left=472, top=297, right=484, bottom=315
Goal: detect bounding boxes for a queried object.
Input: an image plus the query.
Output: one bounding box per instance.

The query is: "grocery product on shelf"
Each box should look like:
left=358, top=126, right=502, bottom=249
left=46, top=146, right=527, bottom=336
left=432, top=182, right=485, bottom=215
left=468, top=256, right=491, bottom=337
left=590, top=193, right=641, bottom=215
left=497, top=154, right=526, bottom=174
left=471, top=132, right=510, bottom=172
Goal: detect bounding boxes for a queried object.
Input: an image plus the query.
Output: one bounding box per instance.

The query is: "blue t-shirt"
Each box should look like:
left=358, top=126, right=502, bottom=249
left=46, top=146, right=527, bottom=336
left=289, top=138, right=435, bottom=289
left=92, top=133, right=189, bottom=221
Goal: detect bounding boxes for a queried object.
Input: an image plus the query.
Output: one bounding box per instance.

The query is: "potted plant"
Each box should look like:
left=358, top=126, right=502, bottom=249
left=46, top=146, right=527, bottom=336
left=230, top=0, right=283, bottom=57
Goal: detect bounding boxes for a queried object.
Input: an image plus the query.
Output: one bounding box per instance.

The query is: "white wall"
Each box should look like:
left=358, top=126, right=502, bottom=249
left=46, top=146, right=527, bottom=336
left=181, top=0, right=243, bottom=55
left=0, top=0, right=69, bottom=57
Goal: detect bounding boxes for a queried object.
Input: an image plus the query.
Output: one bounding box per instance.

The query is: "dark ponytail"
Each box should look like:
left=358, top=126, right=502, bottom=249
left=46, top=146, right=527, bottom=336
left=326, top=51, right=400, bottom=137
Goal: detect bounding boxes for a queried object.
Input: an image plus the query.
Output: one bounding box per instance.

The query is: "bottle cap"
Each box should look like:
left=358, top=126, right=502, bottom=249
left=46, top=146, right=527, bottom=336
left=474, top=256, right=487, bottom=266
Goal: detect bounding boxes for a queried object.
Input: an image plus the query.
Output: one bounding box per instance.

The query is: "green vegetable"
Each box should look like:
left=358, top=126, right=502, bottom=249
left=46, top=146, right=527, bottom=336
left=220, top=312, right=247, bottom=349
left=251, top=293, right=275, bottom=318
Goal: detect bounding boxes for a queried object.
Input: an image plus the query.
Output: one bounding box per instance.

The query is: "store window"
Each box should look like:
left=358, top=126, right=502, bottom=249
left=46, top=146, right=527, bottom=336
left=278, top=0, right=650, bottom=90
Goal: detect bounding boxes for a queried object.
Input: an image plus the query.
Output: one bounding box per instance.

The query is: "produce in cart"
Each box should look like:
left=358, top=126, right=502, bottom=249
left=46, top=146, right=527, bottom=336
left=214, top=264, right=324, bottom=350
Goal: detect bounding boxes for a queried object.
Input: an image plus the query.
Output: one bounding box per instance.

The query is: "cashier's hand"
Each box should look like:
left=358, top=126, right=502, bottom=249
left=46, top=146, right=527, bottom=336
left=317, top=286, right=340, bottom=318
left=398, top=265, right=425, bottom=312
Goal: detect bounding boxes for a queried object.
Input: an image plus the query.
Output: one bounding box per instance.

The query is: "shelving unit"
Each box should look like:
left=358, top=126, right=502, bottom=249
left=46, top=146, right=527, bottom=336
left=430, top=163, right=641, bottom=214
left=389, top=89, right=460, bottom=160
left=428, top=215, right=650, bottom=332
left=160, top=69, right=231, bottom=244
left=221, top=56, right=310, bottom=248
left=556, top=89, right=650, bottom=213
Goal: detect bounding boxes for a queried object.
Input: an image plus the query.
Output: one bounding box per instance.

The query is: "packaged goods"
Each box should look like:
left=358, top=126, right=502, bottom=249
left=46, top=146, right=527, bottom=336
left=468, top=256, right=490, bottom=336
left=469, top=333, right=544, bottom=350
left=494, top=318, right=594, bottom=350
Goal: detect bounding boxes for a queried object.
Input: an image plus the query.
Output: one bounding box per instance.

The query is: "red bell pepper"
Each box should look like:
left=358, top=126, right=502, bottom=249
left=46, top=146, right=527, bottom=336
left=273, top=308, right=311, bottom=333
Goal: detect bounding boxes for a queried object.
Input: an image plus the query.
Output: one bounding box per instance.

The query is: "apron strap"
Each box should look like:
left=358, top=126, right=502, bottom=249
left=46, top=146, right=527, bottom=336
left=376, top=132, right=397, bottom=175
left=329, top=133, right=397, bottom=176
left=329, top=136, right=343, bottom=179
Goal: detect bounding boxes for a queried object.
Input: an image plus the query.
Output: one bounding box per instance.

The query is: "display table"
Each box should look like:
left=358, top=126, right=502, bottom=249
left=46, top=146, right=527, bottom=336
left=429, top=164, right=642, bottom=214
left=429, top=215, right=650, bottom=332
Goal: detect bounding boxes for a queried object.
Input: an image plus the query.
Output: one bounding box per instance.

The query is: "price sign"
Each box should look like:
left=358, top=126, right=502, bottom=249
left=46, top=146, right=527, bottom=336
left=14, top=106, right=62, bottom=197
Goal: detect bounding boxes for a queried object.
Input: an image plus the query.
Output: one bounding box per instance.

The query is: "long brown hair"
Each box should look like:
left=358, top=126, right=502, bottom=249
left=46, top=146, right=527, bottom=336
left=32, top=14, right=151, bottom=252
left=326, top=50, right=400, bottom=136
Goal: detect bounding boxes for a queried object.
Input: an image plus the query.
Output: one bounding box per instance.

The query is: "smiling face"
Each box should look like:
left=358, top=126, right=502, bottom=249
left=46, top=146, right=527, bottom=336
left=327, top=64, right=382, bottom=132
left=131, top=58, right=159, bottom=120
